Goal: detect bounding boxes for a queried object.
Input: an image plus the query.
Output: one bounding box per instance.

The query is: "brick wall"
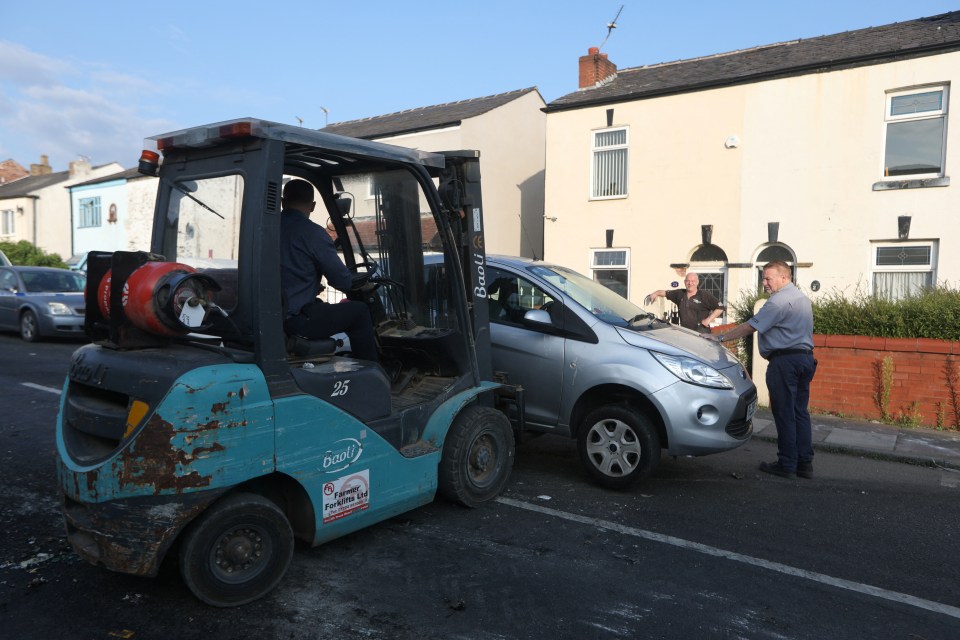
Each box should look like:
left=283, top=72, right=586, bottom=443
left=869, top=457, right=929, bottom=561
left=809, top=335, right=959, bottom=427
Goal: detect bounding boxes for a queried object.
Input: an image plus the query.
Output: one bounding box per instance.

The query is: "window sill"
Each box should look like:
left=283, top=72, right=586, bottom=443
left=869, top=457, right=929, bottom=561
left=872, top=177, right=949, bottom=191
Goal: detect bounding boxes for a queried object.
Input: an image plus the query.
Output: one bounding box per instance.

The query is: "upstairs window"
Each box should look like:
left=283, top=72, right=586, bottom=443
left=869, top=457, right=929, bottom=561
left=591, top=128, right=628, bottom=199
left=79, top=197, right=101, bottom=228
left=883, top=86, right=948, bottom=179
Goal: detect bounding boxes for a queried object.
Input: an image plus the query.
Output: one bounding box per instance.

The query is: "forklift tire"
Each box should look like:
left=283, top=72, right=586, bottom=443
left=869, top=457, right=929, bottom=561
left=439, top=405, right=515, bottom=508
left=179, top=493, right=294, bottom=607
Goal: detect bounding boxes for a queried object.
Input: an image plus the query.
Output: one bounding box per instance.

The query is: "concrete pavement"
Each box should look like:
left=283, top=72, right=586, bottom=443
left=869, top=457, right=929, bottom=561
left=752, top=408, right=960, bottom=472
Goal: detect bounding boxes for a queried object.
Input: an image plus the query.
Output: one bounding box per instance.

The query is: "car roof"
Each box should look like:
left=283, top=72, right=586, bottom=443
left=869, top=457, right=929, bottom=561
left=5, top=266, right=76, bottom=273
left=488, top=254, right=558, bottom=270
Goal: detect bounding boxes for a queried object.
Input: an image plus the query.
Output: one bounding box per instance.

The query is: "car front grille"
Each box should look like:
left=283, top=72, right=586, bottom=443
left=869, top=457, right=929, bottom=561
left=724, top=388, right=757, bottom=439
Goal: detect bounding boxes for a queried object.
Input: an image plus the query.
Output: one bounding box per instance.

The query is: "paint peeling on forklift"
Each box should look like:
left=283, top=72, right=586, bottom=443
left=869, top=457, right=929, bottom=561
left=55, top=118, right=520, bottom=607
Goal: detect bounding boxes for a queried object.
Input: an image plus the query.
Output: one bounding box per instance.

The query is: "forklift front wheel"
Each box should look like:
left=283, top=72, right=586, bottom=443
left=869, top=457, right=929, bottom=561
left=439, top=405, right=515, bottom=508
left=179, top=493, right=294, bottom=607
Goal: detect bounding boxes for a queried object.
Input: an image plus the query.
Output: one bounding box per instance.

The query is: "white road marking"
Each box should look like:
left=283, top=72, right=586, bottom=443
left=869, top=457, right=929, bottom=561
left=21, top=382, right=62, bottom=395
left=497, top=496, right=960, bottom=621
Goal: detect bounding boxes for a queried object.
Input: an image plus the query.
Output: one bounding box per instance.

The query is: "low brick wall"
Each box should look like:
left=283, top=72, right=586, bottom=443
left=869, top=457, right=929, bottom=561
left=808, top=335, right=960, bottom=427
left=713, top=321, right=959, bottom=428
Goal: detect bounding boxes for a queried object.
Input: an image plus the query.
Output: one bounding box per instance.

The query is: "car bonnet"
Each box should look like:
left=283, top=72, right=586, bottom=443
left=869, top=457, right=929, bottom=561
left=615, top=323, right=741, bottom=369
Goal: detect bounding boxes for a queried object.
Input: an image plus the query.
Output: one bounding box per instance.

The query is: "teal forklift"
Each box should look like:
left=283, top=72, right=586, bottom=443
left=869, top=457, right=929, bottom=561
left=56, top=118, right=519, bottom=606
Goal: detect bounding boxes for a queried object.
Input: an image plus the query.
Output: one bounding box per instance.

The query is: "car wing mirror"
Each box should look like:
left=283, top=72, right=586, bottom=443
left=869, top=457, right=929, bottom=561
left=523, top=309, right=552, bottom=325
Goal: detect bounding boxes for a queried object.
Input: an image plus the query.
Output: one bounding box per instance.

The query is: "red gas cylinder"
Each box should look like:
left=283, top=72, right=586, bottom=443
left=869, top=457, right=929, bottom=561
left=123, top=262, right=198, bottom=336
left=97, top=269, right=113, bottom=319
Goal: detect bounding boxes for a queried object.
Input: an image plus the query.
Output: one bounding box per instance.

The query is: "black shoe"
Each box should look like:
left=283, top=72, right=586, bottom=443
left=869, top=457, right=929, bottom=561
left=797, top=462, right=813, bottom=479
left=759, top=461, right=796, bottom=478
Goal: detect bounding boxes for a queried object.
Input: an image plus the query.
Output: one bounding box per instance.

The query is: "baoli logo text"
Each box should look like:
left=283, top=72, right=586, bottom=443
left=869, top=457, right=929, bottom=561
left=321, top=438, right=363, bottom=473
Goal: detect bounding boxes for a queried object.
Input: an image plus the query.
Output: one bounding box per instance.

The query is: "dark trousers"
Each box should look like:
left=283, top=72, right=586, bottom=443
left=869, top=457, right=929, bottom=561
left=766, top=353, right=817, bottom=471
left=285, top=300, right=378, bottom=362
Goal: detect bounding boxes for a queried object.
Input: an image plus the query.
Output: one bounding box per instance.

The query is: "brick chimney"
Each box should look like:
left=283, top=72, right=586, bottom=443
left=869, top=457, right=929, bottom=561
left=579, top=47, right=617, bottom=89
left=30, top=154, right=52, bottom=176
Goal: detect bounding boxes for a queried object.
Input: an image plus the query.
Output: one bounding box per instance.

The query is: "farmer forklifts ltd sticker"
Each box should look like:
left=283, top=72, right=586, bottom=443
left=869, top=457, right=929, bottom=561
left=322, top=470, right=370, bottom=524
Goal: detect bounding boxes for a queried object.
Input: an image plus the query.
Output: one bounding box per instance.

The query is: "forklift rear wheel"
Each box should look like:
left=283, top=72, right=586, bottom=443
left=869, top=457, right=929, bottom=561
left=179, top=493, right=294, bottom=607
left=439, top=405, right=515, bottom=507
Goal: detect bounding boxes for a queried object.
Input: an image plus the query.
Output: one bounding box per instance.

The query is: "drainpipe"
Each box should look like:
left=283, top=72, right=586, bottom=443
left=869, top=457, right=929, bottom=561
left=31, top=196, right=39, bottom=247
left=69, top=187, right=75, bottom=257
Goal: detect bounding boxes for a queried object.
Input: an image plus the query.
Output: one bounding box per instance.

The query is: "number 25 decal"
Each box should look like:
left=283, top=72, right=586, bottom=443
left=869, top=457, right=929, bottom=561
left=331, top=379, right=350, bottom=397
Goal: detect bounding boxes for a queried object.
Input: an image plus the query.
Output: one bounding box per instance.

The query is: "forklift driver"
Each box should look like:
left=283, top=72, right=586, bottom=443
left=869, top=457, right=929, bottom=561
left=280, top=179, right=379, bottom=361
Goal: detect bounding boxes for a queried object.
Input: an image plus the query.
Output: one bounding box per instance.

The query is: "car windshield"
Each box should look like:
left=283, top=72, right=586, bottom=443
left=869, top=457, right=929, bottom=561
left=528, top=264, right=644, bottom=326
left=21, top=270, right=86, bottom=293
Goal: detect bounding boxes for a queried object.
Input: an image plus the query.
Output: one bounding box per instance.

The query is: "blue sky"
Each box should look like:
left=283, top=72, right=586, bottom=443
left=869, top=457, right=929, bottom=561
left=2, top=1, right=957, bottom=171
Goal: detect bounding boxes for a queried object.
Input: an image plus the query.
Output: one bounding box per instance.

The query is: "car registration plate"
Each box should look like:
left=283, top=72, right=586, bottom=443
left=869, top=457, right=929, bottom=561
left=746, top=398, right=757, bottom=422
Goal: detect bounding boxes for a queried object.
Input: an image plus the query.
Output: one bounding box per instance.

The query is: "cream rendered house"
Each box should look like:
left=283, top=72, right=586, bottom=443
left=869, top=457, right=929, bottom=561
left=0, top=159, right=124, bottom=259
left=543, top=11, right=960, bottom=319
left=323, top=87, right=546, bottom=258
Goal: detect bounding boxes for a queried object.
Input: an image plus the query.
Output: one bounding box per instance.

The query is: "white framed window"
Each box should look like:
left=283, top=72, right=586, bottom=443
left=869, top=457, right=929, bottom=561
left=883, top=85, right=948, bottom=179
left=590, top=248, right=629, bottom=298
left=591, top=127, right=628, bottom=199
left=1, top=209, right=14, bottom=236
left=871, top=241, right=937, bottom=300
left=79, top=196, right=101, bottom=228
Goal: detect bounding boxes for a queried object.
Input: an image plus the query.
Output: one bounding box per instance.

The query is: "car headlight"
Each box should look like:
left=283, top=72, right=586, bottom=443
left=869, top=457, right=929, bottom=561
left=47, top=301, right=74, bottom=315
left=652, top=352, right=733, bottom=389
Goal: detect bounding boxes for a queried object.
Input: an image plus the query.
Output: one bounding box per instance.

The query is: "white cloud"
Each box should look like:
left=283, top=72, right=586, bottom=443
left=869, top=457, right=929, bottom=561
left=0, top=40, right=71, bottom=86
left=0, top=40, right=174, bottom=168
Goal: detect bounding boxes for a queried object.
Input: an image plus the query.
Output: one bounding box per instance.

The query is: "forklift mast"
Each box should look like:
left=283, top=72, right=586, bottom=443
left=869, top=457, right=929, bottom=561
left=439, top=151, right=492, bottom=382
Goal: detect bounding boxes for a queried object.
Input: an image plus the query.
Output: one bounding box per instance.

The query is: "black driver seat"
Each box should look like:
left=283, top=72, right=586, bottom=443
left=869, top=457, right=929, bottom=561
left=285, top=334, right=342, bottom=358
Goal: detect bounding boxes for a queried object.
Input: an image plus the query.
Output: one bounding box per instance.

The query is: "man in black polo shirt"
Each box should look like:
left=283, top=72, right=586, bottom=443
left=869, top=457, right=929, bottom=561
left=645, top=273, right=723, bottom=333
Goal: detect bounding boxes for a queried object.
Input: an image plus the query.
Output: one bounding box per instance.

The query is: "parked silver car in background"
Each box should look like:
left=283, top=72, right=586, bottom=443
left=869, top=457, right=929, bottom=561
left=484, top=255, right=756, bottom=489
left=0, top=266, right=86, bottom=342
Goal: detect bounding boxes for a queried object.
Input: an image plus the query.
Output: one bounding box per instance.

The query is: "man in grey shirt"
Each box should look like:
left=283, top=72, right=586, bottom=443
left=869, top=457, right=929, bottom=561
left=706, top=260, right=816, bottom=479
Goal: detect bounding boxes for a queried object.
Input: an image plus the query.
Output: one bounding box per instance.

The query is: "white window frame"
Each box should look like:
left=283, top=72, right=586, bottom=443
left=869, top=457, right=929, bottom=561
left=590, top=248, right=630, bottom=298
left=871, top=240, right=938, bottom=300
left=1, top=209, right=14, bottom=236
left=590, top=127, right=628, bottom=200
left=882, top=85, right=948, bottom=180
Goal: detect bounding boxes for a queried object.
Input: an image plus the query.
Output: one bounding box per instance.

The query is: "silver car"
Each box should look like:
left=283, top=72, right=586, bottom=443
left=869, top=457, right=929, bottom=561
left=0, top=266, right=86, bottom=342
left=485, top=255, right=756, bottom=488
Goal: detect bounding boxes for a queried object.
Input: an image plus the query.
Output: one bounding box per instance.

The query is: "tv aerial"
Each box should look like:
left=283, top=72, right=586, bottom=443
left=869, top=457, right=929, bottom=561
left=295, top=116, right=304, bottom=127
left=598, top=4, right=624, bottom=51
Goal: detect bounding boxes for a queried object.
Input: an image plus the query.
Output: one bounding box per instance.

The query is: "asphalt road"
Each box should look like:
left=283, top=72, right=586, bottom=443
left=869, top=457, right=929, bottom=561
left=1, top=334, right=958, bottom=639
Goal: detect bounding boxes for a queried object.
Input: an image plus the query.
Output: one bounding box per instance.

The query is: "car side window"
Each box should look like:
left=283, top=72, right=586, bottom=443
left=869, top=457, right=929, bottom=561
left=0, top=270, right=16, bottom=292
left=487, top=267, right=555, bottom=326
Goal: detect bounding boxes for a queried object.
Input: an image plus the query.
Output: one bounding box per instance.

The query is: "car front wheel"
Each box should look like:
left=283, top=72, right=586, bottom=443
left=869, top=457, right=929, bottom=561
left=20, top=310, right=39, bottom=342
left=577, top=405, right=660, bottom=489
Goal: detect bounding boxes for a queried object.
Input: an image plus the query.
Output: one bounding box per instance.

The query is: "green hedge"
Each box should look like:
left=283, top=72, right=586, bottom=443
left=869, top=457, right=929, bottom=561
left=0, top=240, right=67, bottom=268
left=726, top=285, right=960, bottom=371
left=729, top=285, right=960, bottom=341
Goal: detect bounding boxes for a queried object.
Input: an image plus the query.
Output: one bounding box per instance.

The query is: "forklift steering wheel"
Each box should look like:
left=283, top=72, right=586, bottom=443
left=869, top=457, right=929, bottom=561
left=349, top=260, right=379, bottom=276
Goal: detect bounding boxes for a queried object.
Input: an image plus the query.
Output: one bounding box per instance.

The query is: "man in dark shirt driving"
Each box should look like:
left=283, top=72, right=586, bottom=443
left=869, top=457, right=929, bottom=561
left=280, top=179, right=378, bottom=361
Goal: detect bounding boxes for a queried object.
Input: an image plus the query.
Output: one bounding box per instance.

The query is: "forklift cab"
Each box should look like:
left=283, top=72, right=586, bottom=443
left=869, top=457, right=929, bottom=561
left=57, top=119, right=515, bottom=607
